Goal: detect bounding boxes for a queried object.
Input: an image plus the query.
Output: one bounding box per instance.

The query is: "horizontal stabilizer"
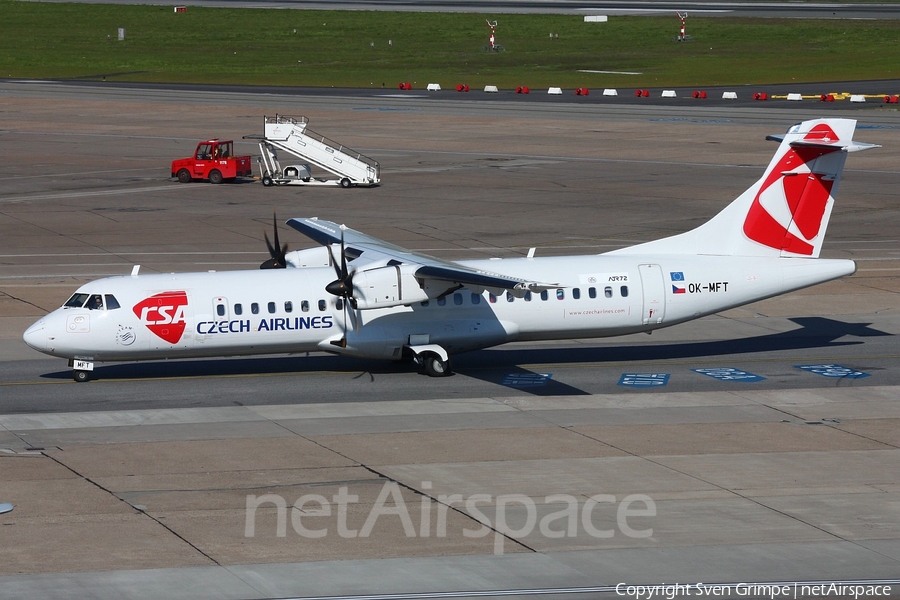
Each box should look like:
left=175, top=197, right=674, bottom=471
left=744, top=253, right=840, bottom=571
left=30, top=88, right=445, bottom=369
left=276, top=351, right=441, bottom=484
left=768, top=133, right=881, bottom=153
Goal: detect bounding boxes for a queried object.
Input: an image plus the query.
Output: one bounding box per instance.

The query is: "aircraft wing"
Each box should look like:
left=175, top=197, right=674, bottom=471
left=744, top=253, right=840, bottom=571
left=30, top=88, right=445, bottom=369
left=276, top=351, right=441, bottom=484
left=286, top=217, right=557, bottom=293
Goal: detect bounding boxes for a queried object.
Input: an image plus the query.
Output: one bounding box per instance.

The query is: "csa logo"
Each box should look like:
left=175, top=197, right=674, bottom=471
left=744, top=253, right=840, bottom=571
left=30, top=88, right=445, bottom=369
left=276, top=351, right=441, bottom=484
left=132, top=291, right=188, bottom=344
left=742, top=123, right=840, bottom=256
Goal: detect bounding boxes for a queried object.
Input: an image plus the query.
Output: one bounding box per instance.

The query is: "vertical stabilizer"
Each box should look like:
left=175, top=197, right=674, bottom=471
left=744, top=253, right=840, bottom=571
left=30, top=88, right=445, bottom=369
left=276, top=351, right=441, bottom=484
left=608, top=118, right=878, bottom=258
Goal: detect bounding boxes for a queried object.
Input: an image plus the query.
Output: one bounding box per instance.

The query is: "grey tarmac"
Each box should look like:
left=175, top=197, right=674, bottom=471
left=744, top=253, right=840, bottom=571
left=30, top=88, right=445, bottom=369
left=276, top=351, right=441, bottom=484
left=0, top=81, right=898, bottom=599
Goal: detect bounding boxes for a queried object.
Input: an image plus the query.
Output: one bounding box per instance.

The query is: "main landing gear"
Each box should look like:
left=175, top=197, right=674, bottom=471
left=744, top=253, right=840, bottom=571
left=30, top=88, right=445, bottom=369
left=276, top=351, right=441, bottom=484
left=409, top=344, right=453, bottom=378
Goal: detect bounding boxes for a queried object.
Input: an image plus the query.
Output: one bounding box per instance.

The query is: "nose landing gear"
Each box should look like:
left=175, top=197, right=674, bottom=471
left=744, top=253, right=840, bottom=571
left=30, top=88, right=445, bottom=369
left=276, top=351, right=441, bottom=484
left=68, top=359, right=94, bottom=383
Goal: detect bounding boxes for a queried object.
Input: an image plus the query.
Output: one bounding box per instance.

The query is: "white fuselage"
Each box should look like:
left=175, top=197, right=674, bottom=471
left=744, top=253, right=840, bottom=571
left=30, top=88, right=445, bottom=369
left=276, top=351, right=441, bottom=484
left=22, top=254, right=855, bottom=364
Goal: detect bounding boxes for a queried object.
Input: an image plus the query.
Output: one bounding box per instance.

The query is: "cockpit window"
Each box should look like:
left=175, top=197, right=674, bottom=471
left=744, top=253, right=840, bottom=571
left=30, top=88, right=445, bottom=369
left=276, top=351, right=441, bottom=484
left=87, top=294, right=104, bottom=310
left=64, top=293, right=118, bottom=310
left=64, top=293, right=89, bottom=308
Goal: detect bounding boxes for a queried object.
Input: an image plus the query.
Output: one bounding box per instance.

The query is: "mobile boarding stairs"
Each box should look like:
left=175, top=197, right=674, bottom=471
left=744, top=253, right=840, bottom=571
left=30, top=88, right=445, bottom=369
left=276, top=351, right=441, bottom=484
left=252, top=115, right=380, bottom=188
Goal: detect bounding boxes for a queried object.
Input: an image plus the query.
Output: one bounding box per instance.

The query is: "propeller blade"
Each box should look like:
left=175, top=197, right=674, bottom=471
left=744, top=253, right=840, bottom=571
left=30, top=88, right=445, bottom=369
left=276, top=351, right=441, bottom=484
left=271, top=213, right=281, bottom=256
left=325, top=244, right=341, bottom=280
left=339, top=225, right=348, bottom=281
left=324, top=225, right=356, bottom=298
left=350, top=302, right=360, bottom=334
left=260, top=213, right=288, bottom=269
left=273, top=213, right=288, bottom=265
left=264, top=231, right=277, bottom=259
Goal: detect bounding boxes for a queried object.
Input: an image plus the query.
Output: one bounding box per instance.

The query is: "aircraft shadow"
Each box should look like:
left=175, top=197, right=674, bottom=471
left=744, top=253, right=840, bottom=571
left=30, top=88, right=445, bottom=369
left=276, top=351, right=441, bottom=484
left=453, top=317, right=891, bottom=395
left=38, top=317, right=891, bottom=396
left=459, top=317, right=890, bottom=370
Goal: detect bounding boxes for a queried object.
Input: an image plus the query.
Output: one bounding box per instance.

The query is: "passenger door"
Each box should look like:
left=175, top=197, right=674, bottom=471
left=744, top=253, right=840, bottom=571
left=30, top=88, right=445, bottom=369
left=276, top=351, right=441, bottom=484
left=639, top=264, right=666, bottom=325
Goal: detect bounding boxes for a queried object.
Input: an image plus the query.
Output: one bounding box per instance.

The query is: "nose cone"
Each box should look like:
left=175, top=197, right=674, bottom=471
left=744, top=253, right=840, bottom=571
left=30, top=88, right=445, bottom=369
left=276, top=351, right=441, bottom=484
left=23, top=319, right=47, bottom=352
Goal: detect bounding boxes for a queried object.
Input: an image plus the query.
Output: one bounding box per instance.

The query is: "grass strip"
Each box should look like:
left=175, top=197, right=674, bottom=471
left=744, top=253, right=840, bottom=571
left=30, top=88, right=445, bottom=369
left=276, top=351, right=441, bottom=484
left=2, top=2, right=900, bottom=88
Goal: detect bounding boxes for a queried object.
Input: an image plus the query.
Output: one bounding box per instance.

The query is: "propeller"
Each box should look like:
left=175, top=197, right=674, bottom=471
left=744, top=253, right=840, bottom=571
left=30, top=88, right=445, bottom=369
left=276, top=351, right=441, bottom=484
left=260, top=213, right=288, bottom=269
left=324, top=225, right=358, bottom=346
left=325, top=225, right=353, bottom=299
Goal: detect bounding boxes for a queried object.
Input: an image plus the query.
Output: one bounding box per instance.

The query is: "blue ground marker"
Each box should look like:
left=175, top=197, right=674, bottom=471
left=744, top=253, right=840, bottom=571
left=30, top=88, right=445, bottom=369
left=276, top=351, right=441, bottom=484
left=693, top=368, right=766, bottom=382
left=618, top=373, right=670, bottom=387
left=502, top=373, right=553, bottom=387
left=795, top=364, right=870, bottom=379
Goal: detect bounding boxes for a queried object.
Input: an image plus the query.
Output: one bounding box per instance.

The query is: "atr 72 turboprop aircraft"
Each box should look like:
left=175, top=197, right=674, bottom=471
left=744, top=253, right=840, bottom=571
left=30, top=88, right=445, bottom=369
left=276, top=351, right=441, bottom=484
left=24, top=118, right=877, bottom=382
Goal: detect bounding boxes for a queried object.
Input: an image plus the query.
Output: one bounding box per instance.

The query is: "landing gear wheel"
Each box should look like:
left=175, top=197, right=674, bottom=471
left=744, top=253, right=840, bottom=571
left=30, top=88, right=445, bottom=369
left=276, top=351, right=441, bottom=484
left=176, top=169, right=192, bottom=183
left=73, top=370, right=90, bottom=383
left=340, top=177, right=352, bottom=189
left=262, top=176, right=274, bottom=187
left=209, top=169, right=223, bottom=184
left=423, top=353, right=452, bottom=377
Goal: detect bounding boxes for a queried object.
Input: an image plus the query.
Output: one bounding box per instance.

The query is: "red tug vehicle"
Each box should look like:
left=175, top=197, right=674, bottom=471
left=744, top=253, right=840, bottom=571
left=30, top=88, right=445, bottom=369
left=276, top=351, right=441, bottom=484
left=171, top=139, right=252, bottom=184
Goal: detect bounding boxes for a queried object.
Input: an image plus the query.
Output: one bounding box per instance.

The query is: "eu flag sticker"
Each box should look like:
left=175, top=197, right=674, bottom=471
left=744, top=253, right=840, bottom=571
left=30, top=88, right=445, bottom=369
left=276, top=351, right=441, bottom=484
left=670, top=271, right=685, bottom=281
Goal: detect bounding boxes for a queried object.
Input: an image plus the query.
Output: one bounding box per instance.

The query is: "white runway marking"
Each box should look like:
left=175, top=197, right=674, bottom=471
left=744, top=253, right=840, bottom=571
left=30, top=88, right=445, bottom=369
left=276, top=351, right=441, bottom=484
left=577, top=69, right=643, bottom=75
left=0, top=185, right=187, bottom=202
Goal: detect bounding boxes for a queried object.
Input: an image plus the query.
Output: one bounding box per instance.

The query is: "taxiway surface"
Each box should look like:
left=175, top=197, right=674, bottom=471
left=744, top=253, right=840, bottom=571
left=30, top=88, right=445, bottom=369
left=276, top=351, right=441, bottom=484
left=0, top=81, right=898, bottom=599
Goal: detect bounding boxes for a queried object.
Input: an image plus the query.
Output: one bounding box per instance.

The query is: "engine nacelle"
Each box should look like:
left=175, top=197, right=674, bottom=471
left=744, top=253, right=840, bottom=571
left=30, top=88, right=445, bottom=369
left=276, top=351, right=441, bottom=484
left=285, top=245, right=336, bottom=268
left=353, top=264, right=429, bottom=309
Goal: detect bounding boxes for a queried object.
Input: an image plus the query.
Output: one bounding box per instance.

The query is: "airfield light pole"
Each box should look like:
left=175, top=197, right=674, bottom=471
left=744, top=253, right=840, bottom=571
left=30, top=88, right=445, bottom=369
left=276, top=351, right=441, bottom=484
left=677, top=12, right=687, bottom=41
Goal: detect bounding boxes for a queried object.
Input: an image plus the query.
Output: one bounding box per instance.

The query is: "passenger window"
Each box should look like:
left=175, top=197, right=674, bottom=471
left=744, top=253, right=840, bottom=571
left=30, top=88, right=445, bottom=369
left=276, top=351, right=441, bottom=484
left=471, top=294, right=481, bottom=305
left=454, top=293, right=463, bottom=306
left=284, top=301, right=293, bottom=313
left=621, top=285, right=629, bottom=297
left=268, top=301, right=276, bottom=314
left=87, top=294, right=104, bottom=310
left=437, top=297, right=446, bottom=306
left=489, top=293, right=497, bottom=304
left=64, top=293, right=89, bottom=308
left=318, top=299, right=326, bottom=311
left=572, top=288, right=580, bottom=300
left=421, top=300, right=430, bottom=307
left=301, top=300, right=309, bottom=312
left=589, top=287, right=597, bottom=299
left=251, top=303, right=259, bottom=314
left=234, top=303, right=243, bottom=316
left=216, top=304, right=226, bottom=317
left=605, top=286, right=613, bottom=299
left=525, top=291, right=532, bottom=302
left=336, top=298, right=343, bottom=311
left=540, top=290, right=548, bottom=301
left=506, top=291, right=514, bottom=302
left=556, top=289, right=565, bottom=300
left=104, top=295, right=121, bottom=310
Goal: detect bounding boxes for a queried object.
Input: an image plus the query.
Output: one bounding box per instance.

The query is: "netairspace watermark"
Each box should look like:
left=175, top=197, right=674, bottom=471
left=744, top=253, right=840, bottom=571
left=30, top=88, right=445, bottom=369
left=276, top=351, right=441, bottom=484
left=615, top=583, right=892, bottom=600
left=244, top=481, right=656, bottom=554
